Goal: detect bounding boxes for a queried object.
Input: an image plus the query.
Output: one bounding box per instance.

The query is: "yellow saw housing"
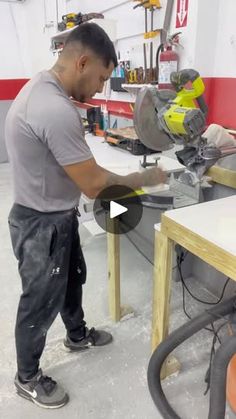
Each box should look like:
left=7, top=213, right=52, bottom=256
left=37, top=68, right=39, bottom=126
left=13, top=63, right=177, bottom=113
left=162, top=73, right=207, bottom=137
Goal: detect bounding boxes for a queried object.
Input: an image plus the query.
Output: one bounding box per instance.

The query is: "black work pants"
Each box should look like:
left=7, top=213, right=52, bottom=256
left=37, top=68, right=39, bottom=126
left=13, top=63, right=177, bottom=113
left=8, top=203, right=87, bottom=381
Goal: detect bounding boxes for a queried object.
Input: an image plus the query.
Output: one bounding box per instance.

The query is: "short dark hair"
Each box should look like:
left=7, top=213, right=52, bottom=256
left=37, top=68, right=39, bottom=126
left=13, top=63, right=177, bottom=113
left=65, top=22, right=118, bottom=68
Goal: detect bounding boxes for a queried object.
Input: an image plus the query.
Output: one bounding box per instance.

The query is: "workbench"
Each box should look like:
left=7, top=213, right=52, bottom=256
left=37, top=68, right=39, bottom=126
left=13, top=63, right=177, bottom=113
left=86, top=135, right=236, bottom=377
left=85, top=134, right=185, bottom=322
left=86, top=134, right=184, bottom=176
left=152, top=195, right=236, bottom=377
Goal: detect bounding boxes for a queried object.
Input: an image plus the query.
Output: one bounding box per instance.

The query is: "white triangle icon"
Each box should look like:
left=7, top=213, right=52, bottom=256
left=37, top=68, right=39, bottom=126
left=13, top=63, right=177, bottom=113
left=110, top=201, right=128, bottom=219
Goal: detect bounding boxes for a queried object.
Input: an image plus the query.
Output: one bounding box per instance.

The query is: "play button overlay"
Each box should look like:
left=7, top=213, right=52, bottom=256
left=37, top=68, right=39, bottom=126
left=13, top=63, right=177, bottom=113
left=93, top=185, right=143, bottom=234
left=110, top=201, right=128, bottom=219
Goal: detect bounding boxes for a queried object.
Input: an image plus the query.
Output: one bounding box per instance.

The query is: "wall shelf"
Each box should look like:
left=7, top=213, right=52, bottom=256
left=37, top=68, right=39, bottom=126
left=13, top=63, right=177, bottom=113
left=50, top=18, right=117, bottom=54
left=50, top=26, right=77, bottom=53
left=51, top=26, right=78, bottom=42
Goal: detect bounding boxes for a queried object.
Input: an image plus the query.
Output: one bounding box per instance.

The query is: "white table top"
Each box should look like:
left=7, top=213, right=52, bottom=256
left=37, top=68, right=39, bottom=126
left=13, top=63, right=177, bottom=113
left=155, top=195, right=236, bottom=256
left=86, top=134, right=184, bottom=175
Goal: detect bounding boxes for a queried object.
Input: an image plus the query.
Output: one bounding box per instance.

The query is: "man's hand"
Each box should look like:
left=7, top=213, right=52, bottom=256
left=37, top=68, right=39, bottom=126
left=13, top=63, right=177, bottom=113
left=140, top=167, right=167, bottom=187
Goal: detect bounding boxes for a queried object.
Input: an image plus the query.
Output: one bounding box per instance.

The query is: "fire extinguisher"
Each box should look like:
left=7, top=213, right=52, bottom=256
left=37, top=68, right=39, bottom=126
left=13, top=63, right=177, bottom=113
left=156, top=32, right=181, bottom=89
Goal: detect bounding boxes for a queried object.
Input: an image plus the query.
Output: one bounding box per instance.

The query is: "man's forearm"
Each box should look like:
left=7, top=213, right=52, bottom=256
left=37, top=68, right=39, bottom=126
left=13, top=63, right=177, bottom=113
left=101, top=167, right=143, bottom=190
left=93, top=165, right=166, bottom=199
left=63, top=159, right=166, bottom=200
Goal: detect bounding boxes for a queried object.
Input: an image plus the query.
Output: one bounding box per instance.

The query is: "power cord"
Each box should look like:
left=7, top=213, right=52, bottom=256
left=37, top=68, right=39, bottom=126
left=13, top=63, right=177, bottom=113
left=123, top=235, right=230, bottom=309
left=177, top=251, right=230, bottom=332
left=180, top=274, right=222, bottom=337
left=124, top=230, right=178, bottom=271
left=124, top=230, right=154, bottom=266
left=177, top=250, right=231, bottom=395
left=177, top=252, right=231, bottom=306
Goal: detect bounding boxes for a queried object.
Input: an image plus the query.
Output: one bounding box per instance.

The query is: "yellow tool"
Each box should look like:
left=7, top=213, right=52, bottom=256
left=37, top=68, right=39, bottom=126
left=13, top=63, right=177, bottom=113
left=66, top=22, right=77, bottom=29
left=128, top=69, right=138, bottom=84
left=133, top=0, right=161, bottom=9
left=58, top=12, right=104, bottom=32
left=63, top=13, right=77, bottom=29
left=134, top=68, right=236, bottom=178
left=133, top=0, right=161, bottom=38
left=160, top=69, right=208, bottom=137
left=134, top=68, right=208, bottom=154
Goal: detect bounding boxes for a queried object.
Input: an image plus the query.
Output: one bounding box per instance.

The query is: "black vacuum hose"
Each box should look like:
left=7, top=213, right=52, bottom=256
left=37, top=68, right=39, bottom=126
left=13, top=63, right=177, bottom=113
left=147, top=296, right=236, bottom=419
left=208, top=335, right=236, bottom=419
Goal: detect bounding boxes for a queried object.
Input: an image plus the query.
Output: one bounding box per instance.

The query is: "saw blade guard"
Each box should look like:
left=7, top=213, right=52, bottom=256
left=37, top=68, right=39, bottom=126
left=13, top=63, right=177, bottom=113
left=133, top=86, right=176, bottom=151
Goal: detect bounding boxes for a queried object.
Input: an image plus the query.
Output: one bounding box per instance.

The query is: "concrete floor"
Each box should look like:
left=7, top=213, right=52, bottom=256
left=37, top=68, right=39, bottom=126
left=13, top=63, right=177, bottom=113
left=0, top=162, right=235, bottom=419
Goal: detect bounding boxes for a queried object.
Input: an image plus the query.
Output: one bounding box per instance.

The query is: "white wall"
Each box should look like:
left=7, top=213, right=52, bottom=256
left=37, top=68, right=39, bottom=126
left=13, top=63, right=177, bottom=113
left=0, top=0, right=66, bottom=79
left=22, top=0, right=63, bottom=76
left=1, top=0, right=236, bottom=81
left=194, top=0, right=220, bottom=77
left=0, top=2, right=30, bottom=78
left=214, top=0, right=236, bottom=77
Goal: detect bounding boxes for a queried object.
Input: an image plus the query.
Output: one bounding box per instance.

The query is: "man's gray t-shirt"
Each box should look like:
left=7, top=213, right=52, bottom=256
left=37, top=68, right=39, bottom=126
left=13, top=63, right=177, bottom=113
left=5, top=70, right=93, bottom=212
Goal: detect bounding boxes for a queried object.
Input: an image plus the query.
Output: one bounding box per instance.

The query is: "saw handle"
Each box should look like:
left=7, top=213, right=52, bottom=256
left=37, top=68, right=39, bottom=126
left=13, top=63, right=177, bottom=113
left=196, top=95, right=208, bottom=116
left=170, top=69, right=200, bottom=91
left=170, top=68, right=208, bottom=116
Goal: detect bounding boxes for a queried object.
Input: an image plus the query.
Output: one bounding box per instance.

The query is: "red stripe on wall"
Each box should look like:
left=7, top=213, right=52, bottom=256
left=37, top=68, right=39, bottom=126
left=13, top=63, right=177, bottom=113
left=204, top=78, right=236, bottom=130
left=73, top=98, right=134, bottom=119
left=1, top=78, right=236, bottom=129
left=0, top=79, right=29, bottom=100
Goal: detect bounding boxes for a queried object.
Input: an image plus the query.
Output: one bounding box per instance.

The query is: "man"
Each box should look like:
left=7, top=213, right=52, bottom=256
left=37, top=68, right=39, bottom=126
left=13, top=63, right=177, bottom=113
left=5, top=23, right=166, bottom=409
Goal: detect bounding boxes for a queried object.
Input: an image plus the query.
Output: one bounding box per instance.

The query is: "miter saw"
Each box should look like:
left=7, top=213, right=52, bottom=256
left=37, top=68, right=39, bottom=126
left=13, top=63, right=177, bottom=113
left=134, top=68, right=236, bottom=206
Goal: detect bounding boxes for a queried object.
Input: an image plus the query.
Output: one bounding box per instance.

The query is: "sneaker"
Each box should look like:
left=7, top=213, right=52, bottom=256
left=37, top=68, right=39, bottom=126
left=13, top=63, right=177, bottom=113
left=64, top=327, right=113, bottom=351
left=14, top=369, right=69, bottom=409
